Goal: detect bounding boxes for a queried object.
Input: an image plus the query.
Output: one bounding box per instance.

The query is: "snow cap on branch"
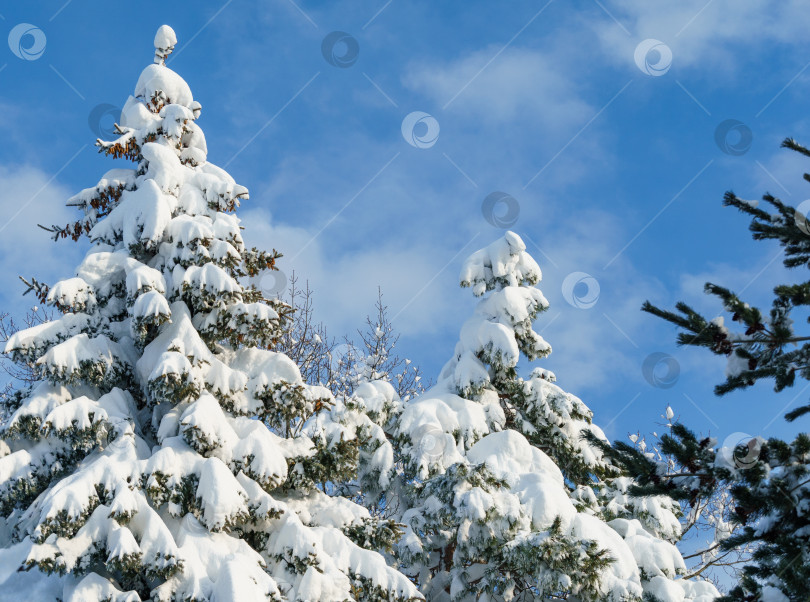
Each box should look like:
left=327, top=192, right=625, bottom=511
left=460, top=230, right=541, bottom=296
left=154, top=25, right=177, bottom=65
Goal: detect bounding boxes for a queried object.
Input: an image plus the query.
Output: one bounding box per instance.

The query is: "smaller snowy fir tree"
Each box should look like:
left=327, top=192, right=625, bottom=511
left=0, top=26, right=421, bottom=602
left=351, top=232, right=721, bottom=601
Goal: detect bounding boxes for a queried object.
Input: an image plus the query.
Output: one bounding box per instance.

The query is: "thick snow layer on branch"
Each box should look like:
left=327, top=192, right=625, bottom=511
left=4, top=313, right=90, bottom=362
left=126, top=264, right=167, bottom=299
left=0, top=450, right=33, bottom=485
left=467, top=431, right=576, bottom=529
left=460, top=231, right=541, bottom=296
left=90, top=179, right=172, bottom=251
left=75, top=251, right=135, bottom=295
left=602, top=476, right=683, bottom=541
left=167, top=514, right=281, bottom=601
left=680, top=579, right=722, bottom=602
left=37, top=333, right=135, bottom=383
left=196, top=457, right=249, bottom=531
left=132, top=289, right=171, bottom=321
left=47, top=277, right=96, bottom=312
left=460, top=317, right=519, bottom=367
left=180, top=394, right=238, bottom=458
left=231, top=421, right=287, bottom=488
left=573, top=513, right=644, bottom=598
left=135, top=64, right=193, bottom=108
left=267, top=512, right=420, bottom=601
left=136, top=302, right=212, bottom=382
left=121, top=95, right=161, bottom=131
left=396, top=390, right=492, bottom=478
left=467, top=430, right=562, bottom=486
left=284, top=489, right=370, bottom=529
left=66, top=572, right=139, bottom=602
left=154, top=25, right=177, bottom=52
left=142, top=142, right=186, bottom=193
left=203, top=357, right=247, bottom=401
left=41, top=392, right=120, bottom=434
left=166, top=214, right=214, bottom=246
left=234, top=348, right=304, bottom=394
left=2, top=383, right=71, bottom=438
left=610, top=518, right=685, bottom=579
left=180, top=263, right=241, bottom=297
left=354, top=380, right=402, bottom=420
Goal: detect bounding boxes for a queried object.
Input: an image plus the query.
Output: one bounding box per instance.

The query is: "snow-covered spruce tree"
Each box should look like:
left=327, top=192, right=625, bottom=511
left=360, top=232, right=719, bottom=601
left=0, top=26, right=421, bottom=601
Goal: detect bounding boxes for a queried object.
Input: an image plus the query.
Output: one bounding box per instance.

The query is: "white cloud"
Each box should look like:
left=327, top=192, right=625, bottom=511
left=747, top=145, right=809, bottom=200
left=402, top=46, right=592, bottom=130
left=0, top=165, right=84, bottom=313
left=594, top=0, right=810, bottom=74
left=238, top=154, right=676, bottom=403
left=526, top=208, right=668, bottom=395
left=239, top=205, right=474, bottom=340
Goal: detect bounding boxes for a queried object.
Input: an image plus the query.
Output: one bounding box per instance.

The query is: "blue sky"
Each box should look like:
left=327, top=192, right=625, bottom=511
left=1, top=0, right=809, bottom=449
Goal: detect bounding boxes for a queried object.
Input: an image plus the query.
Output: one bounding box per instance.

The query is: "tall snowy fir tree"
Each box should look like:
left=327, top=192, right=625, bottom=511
left=352, top=232, right=721, bottom=601
left=0, top=26, right=422, bottom=601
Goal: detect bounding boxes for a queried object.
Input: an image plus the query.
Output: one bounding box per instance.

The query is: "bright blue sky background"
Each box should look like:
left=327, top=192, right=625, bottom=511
left=1, top=0, right=809, bottom=451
